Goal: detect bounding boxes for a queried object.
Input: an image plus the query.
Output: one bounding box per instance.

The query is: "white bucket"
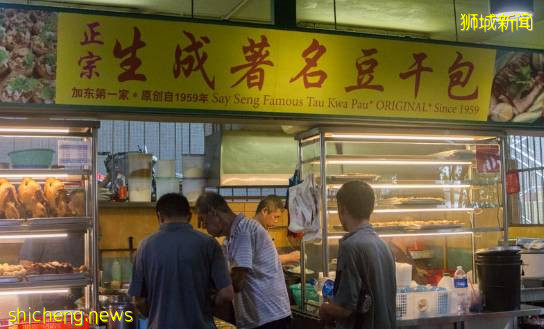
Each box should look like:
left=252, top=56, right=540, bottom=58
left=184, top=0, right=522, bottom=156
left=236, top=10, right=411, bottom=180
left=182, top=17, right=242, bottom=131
left=157, top=160, right=176, bottom=178
left=182, top=155, right=206, bottom=178
left=396, top=262, right=413, bottom=287
left=182, top=178, right=206, bottom=203
left=128, top=177, right=151, bottom=202
left=157, top=177, right=180, bottom=199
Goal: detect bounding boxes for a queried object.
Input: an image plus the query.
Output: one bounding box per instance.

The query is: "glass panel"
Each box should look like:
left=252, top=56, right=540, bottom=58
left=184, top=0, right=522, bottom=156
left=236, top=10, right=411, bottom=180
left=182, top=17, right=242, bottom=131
left=296, top=0, right=335, bottom=28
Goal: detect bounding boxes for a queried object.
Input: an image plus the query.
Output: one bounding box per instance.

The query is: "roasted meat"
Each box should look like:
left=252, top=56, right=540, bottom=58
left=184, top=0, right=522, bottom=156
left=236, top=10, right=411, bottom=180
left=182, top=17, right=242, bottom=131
left=17, top=177, right=48, bottom=218
left=0, top=178, right=23, bottom=219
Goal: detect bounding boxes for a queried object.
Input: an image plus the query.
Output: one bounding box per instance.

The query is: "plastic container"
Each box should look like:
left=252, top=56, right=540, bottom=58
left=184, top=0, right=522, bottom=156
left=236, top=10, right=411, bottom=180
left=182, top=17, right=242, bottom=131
left=8, top=148, right=54, bottom=168
left=127, top=153, right=152, bottom=178
left=128, top=177, right=151, bottom=202
left=396, top=262, right=413, bottom=288
left=454, top=266, right=468, bottom=314
left=156, top=177, right=179, bottom=199
left=476, top=249, right=522, bottom=312
left=156, top=160, right=176, bottom=178
left=438, top=273, right=454, bottom=291
left=289, top=283, right=319, bottom=306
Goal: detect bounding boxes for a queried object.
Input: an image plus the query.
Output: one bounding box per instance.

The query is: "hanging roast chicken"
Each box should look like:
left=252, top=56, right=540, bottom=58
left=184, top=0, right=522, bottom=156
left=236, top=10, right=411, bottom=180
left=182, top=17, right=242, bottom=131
left=44, top=177, right=70, bottom=217
left=18, top=177, right=48, bottom=218
left=0, top=178, right=23, bottom=219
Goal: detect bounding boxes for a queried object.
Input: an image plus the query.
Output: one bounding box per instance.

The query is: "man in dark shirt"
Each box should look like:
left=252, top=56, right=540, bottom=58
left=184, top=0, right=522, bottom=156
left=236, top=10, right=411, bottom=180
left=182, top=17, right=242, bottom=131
left=319, top=181, right=396, bottom=329
left=129, top=193, right=234, bottom=329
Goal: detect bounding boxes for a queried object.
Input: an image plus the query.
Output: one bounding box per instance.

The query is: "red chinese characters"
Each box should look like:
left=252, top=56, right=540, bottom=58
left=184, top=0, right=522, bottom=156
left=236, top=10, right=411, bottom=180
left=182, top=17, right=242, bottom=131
left=80, top=22, right=104, bottom=45
left=78, top=51, right=102, bottom=79
left=230, top=35, right=273, bottom=90
left=113, top=27, right=147, bottom=82
left=448, top=51, right=478, bottom=100
left=345, top=48, right=384, bottom=93
left=173, top=31, right=215, bottom=90
left=290, top=39, right=327, bottom=89
left=399, top=52, right=433, bottom=98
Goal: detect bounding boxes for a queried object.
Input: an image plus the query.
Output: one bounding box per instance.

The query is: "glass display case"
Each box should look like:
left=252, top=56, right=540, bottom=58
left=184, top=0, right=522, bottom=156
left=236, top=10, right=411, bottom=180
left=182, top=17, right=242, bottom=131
left=294, top=127, right=507, bottom=312
left=0, top=119, right=99, bottom=322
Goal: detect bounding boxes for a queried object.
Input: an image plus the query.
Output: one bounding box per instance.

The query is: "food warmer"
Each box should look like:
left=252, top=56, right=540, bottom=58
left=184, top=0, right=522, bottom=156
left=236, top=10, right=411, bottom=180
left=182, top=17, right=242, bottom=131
left=0, top=119, right=99, bottom=321
left=294, top=126, right=507, bottom=316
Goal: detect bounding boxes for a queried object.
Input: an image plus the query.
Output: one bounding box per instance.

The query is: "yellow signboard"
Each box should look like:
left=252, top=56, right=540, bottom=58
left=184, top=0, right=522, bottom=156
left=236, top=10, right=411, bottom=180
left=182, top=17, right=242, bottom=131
left=57, top=13, right=496, bottom=121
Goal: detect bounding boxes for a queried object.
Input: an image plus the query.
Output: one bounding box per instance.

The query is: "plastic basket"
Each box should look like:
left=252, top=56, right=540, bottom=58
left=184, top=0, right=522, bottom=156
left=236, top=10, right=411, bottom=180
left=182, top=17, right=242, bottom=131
left=8, top=149, right=54, bottom=168
left=14, top=315, right=89, bottom=329
left=407, top=291, right=449, bottom=318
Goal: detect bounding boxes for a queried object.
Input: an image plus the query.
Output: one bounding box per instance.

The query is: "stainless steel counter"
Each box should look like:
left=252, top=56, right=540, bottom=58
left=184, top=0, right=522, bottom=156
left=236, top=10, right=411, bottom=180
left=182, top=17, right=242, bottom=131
left=522, top=287, right=544, bottom=303
left=292, top=304, right=544, bottom=328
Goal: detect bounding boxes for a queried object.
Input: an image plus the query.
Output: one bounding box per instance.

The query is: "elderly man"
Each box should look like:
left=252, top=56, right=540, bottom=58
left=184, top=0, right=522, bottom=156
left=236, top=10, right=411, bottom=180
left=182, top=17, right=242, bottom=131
left=319, top=181, right=396, bottom=329
left=196, top=192, right=291, bottom=329
left=254, top=195, right=300, bottom=265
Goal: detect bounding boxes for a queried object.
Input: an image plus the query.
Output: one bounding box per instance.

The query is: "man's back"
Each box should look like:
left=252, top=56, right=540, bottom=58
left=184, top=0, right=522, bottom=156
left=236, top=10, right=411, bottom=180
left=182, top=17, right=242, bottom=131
left=333, top=224, right=396, bottom=329
left=129, top=223, right=230, bottom=329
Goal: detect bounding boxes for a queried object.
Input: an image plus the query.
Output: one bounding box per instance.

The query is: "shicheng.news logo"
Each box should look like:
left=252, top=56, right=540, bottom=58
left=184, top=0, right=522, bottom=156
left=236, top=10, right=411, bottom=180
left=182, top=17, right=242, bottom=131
left=459, top=13, right=533, bottom=32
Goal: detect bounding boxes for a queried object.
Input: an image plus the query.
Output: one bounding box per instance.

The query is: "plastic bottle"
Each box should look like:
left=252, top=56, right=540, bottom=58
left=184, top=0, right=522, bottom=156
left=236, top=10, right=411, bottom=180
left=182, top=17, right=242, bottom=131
left=322, top=279, right=335, bottom=301
left=438, top=273, right=454, bottom=291
left=454, top=266, right=468, bottom=314
left=111, top=259, right=122, bottom=289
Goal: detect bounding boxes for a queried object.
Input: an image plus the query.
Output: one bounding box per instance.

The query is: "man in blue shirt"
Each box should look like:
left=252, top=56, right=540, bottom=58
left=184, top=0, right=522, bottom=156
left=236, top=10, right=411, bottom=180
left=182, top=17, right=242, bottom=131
left=129, top=193, right=234, bottom=329
left=319, top=181, right=396, bottom=329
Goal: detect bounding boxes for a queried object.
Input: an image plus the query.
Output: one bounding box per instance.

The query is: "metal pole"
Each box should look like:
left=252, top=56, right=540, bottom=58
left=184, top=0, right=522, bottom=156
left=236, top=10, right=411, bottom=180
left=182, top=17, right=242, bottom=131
left=300, top=240, right=306, bottom=311
left=500, top=136, right=509, bottom=245
left=320, top=132, right=329, bottom=275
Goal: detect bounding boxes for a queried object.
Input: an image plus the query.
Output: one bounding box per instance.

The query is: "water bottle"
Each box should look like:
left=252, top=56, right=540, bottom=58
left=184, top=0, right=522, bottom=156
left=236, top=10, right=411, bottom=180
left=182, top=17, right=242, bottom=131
left=454, top=266, right=468, bottom=314
left=322, top=279, right=335, bottom=301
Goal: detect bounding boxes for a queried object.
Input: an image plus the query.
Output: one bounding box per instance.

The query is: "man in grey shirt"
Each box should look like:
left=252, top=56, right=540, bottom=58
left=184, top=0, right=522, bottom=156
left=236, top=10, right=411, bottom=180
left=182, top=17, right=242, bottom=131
left=129, top=193, right=234, bottom=329
left=196, top=192, right=291, bottom=329
left=319, top=181, right=396, bottom=329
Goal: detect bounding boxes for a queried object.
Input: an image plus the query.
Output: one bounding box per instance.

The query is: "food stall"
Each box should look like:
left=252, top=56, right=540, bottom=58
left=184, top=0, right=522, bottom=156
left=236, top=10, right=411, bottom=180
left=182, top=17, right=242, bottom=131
left=0, top=2, right=542, bottom=329
left=0, top=119, right=99, bottom=325
left=289, top=126, right=543, bottom=328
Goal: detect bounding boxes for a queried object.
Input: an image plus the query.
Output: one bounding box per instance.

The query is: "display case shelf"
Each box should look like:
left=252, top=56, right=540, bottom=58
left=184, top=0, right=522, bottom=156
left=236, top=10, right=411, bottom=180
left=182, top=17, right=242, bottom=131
left=0, top=119, right=99, bottom=313
left=0, top=217, right=91, bottom=233
left=327, top=227, right=503, bottom=238
left=303, top=155, right=474, bottom=166
left=0, top=277, right=91, bottom=290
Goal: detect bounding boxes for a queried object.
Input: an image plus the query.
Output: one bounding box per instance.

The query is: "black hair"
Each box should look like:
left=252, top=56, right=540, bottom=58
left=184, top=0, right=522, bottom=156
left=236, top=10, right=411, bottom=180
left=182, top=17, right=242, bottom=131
left=255, top=195, right=284, bottom=215
left=156, top=193, right=191, bottom=220
left=195, top=192, right=231, bottom=214
left=336, top=181, right=375, bottom=220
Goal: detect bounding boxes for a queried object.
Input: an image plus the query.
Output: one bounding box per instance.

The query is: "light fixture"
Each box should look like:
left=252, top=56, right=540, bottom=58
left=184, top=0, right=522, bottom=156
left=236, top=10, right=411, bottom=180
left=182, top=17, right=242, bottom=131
left=0, top=289, right=69, bottom=296
left=329, top=184, right=470, bottom=189
left=490, top=0, right=533, bottom=16
left=0, top=233, right=68, bottom=240
left=0, top=128, right=70, bottom=134
left=327, top=133, right=476, bottom=142
left=0, top=174, right=70, bottom=179
left=329, top=208, right=474, bottom=214
left=324, top=160, right=472, bottom=165
left=328, top=231, right=472, bottom=239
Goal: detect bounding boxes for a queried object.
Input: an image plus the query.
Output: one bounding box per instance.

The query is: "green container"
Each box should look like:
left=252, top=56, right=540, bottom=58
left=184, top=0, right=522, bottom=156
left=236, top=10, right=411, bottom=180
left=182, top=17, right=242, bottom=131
left=290, top=283, right=319, bottom=306
left=8, top=148, right=54, bottom=168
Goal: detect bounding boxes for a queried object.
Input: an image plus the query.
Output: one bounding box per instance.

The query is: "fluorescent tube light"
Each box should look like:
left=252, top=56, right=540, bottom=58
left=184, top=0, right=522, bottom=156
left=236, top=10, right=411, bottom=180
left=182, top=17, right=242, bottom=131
left=0, top=233, right=68, bottom=239
left=328, top=134, right=475, bottom=141
left=329, top=208, right=474, bottom=214
left=0, top=128, right=69, bottom=134
left=0, top=289, right=70, bottom=296
left=326, top=160, right=472, bottom=165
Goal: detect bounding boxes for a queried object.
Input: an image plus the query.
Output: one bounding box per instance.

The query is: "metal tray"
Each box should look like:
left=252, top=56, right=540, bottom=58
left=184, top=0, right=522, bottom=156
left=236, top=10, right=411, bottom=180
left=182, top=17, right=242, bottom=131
left=26, top=217, right=89, bottom=225
left=0, top=219, right=23, bottom=226
left=0, top=276, right=22, bottom=283
left=26, top=273, right=87, bottom=282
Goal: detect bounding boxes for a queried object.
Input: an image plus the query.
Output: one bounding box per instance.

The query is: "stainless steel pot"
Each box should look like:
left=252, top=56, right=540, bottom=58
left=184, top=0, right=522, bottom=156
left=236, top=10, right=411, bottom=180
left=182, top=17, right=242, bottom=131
left=107, top=302, right=136, bottom=329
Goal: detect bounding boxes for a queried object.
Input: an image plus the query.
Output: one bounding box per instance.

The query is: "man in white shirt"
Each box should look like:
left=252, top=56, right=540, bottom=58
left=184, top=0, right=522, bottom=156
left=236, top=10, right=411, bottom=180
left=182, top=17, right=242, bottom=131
left=196, top=192, right=291, bottom=329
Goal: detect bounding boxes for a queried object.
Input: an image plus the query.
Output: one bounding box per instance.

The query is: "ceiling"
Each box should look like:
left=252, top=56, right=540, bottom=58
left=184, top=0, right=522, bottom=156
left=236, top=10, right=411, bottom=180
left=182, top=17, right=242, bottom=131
left=2, top=0, right=543, bottom=50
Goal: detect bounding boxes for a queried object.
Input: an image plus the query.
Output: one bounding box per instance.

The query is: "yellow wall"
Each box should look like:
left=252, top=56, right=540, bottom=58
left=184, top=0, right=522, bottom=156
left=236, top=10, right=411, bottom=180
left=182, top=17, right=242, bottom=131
left=509, top=226, right=544, bottom=239
left=98, top=202, right=290, bottom=256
